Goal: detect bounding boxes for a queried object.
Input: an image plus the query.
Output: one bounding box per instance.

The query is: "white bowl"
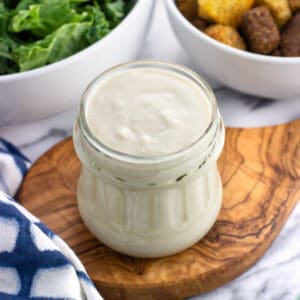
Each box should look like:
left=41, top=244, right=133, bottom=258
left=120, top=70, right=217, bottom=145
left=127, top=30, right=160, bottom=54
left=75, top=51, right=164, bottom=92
left=0, top=0, right=154, bottom=125
left=165, top=0, right=300, bottom=100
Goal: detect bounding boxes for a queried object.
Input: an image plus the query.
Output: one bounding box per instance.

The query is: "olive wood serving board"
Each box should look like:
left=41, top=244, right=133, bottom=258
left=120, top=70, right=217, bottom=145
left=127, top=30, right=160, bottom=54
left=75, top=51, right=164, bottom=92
left=18, top=120, right=300, bottom=300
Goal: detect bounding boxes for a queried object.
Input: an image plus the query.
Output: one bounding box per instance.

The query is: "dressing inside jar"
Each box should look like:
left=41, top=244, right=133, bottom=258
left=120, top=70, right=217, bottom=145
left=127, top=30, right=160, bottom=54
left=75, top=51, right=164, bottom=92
left=73, top=61, right=225, bottom=258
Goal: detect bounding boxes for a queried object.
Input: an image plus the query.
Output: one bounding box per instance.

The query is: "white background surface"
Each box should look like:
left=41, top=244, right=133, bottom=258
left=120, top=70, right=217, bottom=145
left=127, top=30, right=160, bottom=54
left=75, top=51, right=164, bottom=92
left=0, top=1, right=299, bottom=299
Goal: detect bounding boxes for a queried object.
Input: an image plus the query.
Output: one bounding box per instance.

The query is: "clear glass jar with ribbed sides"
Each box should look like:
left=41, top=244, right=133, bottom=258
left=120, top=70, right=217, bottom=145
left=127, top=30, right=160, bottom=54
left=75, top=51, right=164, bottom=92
left=73, top=61, right=225, bottom=258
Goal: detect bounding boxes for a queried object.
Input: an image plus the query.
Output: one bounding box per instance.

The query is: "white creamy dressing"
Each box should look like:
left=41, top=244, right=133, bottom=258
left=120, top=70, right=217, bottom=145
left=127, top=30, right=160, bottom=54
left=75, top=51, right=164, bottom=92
left=85, top=68, right=212, bottom=156
left=76, top=65, right=224, bottom=258
left=77, top=165, right=222, bottom=257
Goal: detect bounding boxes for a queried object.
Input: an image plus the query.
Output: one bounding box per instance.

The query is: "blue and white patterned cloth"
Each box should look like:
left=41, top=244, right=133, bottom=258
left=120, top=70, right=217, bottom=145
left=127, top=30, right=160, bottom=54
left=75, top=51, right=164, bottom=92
left=0, top=138, right=102, bottom=300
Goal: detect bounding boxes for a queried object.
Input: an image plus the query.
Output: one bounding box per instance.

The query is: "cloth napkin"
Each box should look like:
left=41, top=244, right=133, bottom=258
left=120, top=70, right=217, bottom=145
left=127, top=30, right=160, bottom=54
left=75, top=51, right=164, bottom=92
left=0, top=138, right=102, bottom=300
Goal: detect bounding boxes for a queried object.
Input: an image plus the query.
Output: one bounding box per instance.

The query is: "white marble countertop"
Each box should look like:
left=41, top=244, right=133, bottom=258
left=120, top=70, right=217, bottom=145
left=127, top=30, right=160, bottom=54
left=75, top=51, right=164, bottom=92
left=0, top=1, right=300, bottom=299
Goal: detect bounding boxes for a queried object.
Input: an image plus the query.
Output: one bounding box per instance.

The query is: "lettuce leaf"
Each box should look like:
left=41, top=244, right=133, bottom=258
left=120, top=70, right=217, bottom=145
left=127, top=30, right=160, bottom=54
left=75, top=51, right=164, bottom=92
left=100, top=0, right=126, bottom=27
left=83, top=4, right=110, bottom=43
left=13, top=22, right=92, bottom=71
left=12, top=2, right=111, bottom=71
left=9, top=0, right=86, bottom=37
left=0, top=0, right=129, bottom=74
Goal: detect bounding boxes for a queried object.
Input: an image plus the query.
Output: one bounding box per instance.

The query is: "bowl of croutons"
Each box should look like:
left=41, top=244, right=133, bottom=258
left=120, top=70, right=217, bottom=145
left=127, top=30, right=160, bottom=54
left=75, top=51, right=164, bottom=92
left=166, top=0, right=300, bottom=99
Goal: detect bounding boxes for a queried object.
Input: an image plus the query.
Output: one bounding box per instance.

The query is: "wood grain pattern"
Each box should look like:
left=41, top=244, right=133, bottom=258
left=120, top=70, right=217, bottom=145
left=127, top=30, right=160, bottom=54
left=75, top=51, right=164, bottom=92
left=18, top=120, right=300, bottom=300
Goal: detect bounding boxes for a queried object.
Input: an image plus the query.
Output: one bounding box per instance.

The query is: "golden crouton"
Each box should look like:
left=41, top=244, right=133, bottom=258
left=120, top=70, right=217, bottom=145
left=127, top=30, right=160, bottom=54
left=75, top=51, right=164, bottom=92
left=198, top=0, right=254, bottom=27
left=177, top=0, right=198, bottom=20
left=204, top=24, right=246, bottom=50
left=242, top=7, right=280, bottom=54
left=255, top=0, right=292, bottom=27
left=289, top=0, right=300, bottom=12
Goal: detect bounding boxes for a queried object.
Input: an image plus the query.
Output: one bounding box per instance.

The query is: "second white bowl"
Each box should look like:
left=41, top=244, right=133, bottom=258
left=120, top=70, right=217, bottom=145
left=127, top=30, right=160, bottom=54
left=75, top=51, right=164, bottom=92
left=165, top=0, right=300, bottom=100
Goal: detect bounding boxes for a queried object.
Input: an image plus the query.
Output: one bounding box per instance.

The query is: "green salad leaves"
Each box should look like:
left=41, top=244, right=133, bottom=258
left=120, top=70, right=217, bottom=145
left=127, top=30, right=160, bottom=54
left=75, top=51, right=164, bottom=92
left=0, top=0, right=132, bottom=74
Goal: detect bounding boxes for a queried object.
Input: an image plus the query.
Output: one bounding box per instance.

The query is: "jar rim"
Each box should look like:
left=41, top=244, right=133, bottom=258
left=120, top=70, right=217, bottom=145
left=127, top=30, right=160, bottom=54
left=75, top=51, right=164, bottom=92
left=78, top=60, right=218, bottom=165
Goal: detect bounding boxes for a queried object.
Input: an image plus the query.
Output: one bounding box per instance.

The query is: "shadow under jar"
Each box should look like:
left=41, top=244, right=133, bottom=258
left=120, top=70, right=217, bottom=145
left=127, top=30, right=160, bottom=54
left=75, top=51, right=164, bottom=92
left=73, top=61, right=225, bottom=258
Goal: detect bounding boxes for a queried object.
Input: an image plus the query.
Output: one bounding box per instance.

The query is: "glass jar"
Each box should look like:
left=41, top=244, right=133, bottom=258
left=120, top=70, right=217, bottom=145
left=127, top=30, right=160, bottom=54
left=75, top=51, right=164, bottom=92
left=73, top=61, right=225, bottom=258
